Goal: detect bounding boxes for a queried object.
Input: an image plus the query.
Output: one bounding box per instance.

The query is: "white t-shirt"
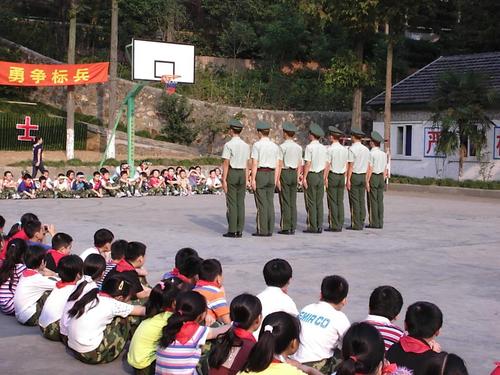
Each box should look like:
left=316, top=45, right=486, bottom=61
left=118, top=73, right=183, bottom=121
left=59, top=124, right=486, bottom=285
left=67, top=294, right=134, bottom=353
left=80, top=247, right=110, bottom=262
left=206, top=176, right=221, bottom=188
left=60, top=280, right=98, bottom=336
left=256, top=286, right=298, bottom=338
left=39, top=283, right=77, bottom=328
left=293, top=301, right=350, bottom=363
left=13, top=271, right=57, bottom=324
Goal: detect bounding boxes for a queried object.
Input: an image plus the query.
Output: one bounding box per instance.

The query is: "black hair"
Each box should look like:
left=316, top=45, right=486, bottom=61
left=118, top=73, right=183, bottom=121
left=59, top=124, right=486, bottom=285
left=198, top=258, right=222, bottom=282
left=100, top=167, right=109, bottom=174
left=24, top=245, right=46, bottom=269
left=20, top=213, right=39, bottom=227
left=0, top=215, right=4, bottom=229
left=405, top=301, right=443, bottom=339
left=263, top=258, right=292, bottom=288
left=0, top=239, right=28, bottom=291
left=51, top=232, right=73, bottom=251
left=93, top=228, right=114, bottom=248
left=66, top=170, right=75, bottom=177
left=150, top=169, right=160, bottom=175
left=178, top=255, right=202, bottom=279
left=24, top=220, right=42, bottom=239
left=245, top=312, right=300, bottom=372
left=336, top=322, right=385, bottom=375
left=6, top=223, right=21, bottom=239
left=39, top=176, right=47, bottom=182
left=120, top=170, right=128, bottom=176
left=4, top=171, right=12, bottom=177
left=67, top=253, right=106, bottom=302
left=423, top=353, right=468, bottom=375
left=230, top=126, right=242, bottom=134
left=321, top=275, right=349, bottom=304
left=57, top=173, right=65, bottom=178
left=126, top=241, right=146, bottom=262
left=284, top=130, right=295, bottom=138
left=258, top=129, right=270, bottom=136
left=23, top=173, right=32, bottom=180
left=68, top=274, right=132, bottom=319
left=93, top=171, right=101, bottom=177
left=111, top=239, right=128, bottom=261
left=76, top=171, right=84, bottom=177
left=167, top=167, right=175, bottom=172
left=34, top=136, right=41, bottom=143
left=57, top=255, right=83, bottom=282
left=161, top=169, right=168, bottom=175
left=369, top=285, right=403, bottom=321
left=209, top=294, right=262, bottom=369
left=159, top=291, right=207, bottom=348
left=140, top=172, right=147, bottom=178
left=144, top=277, right=188, bottom=318
left=174, top=247, right=199, bottom=268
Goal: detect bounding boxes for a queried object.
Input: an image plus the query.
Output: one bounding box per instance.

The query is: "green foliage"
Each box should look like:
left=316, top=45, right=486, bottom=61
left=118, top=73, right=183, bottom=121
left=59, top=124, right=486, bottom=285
left=135, top=129, right=152, bottom=139
left=157, top=94, right=197, bottom=145
left=390, top=175, right=500, bottom=190
left=326, top=53, right=376, bottom=90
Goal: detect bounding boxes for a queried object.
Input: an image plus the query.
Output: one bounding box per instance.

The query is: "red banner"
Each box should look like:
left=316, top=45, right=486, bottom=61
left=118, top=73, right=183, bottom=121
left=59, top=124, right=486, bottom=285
left=0, top=61, right=109, bottom=86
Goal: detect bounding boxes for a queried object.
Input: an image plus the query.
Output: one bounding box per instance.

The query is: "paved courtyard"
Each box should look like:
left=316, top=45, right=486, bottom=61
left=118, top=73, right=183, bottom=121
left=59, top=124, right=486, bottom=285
left=0, top=190, right=499, bottom=374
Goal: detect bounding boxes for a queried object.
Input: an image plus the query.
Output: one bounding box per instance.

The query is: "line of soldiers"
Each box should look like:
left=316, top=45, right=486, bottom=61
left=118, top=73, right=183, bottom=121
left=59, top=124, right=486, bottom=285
left=220, top=119, right=388, bottom=238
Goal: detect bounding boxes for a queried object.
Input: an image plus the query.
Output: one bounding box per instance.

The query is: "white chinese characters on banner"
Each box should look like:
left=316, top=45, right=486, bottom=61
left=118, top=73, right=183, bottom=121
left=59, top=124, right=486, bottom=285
left=494, top=127, right=500, bottom=160
left=423, top=127, right=445, bottom=158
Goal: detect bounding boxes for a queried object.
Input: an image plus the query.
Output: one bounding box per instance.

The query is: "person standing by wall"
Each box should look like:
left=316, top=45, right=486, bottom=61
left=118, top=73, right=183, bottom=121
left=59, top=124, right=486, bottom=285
left=32, top=137, right=44, bottom=178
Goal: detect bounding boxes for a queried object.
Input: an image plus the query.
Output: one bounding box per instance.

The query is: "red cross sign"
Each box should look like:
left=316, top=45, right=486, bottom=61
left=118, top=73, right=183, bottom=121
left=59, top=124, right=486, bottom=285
left=16, top=116, right=39, bottom=141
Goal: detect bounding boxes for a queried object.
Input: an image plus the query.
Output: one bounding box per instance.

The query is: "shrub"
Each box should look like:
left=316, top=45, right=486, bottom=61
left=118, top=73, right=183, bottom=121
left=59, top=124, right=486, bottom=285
left=157, top=94, right=198, bottom=145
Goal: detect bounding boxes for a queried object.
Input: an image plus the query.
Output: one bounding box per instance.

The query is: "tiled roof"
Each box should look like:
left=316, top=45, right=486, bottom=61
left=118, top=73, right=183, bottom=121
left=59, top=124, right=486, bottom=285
left=367, top=52, right=500, bottom=107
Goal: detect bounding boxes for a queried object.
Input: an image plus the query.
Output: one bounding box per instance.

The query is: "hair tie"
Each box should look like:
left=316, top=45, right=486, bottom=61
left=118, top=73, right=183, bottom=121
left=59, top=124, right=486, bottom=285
left=118, top=280, right=124, bottom=291
left=17, top=221, right=21, bottom=226
left=264, top=325, right=274, bottom=333
left=158, top=281, right=165, bottom=290
left=350, top=355, right=358, bottom=363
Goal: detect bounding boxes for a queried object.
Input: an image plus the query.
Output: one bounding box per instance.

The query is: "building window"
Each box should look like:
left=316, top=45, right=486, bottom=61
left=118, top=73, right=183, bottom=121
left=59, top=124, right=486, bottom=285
left=460, top=135, right=477, bottom=157
left=395, top=125, right=413, bottom=156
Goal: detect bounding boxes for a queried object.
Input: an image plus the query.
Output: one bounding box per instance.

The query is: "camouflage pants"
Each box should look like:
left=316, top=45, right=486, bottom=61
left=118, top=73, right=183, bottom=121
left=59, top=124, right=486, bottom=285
left=74, top=316, right=131, bottom=364
left=23, top=290, right=50, bottom=326
left=54, top=190, right=74, bottom=199
left=103, top=188, right=118, bottom=197
left=40, top=319, right=61, bottom=341
left=148, top=186, right=164, bottom=196
left=303, top=354, right=339, bottom=375
left=74, top=189, right=94, bottom=198
left=0, top=188, right=16, bottom=199
left=37, top=190, right=54, bottom=199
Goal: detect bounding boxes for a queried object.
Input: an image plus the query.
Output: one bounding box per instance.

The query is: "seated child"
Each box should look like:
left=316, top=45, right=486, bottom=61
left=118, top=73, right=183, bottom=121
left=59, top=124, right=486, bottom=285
left=13, top=245, right=57, bottom=325
left=100, top=168, right=120, bottom=197
left=0, top=212, right=37, bottom=260
left=72, top=172, right=92, bottom=197
left=97, top=239, right=128, bottom=289
left=206, top=169, right=223, bottom=194
left=164, top=167, right=180, bottom=195
left=128, top=277, right=188, bottom=374
left=0, top=239, right=27, bottom=315
left=80, top=228, right=114, bottom=262
left=25, top=220, right=53, bottom=251
left=67, top=275, right=146, bottom=364
left=178, top=169, right=192, bottom=195
left=90, top=171, right=104, bottom=198
left=208, top=293, right=262, bottom=375
left=386, top=301, right=444, bottom=375
left=103, top=241, right=151, bottom=299
left=36, top=176, right=54, bottom=198
left=60, top=253, right=106, bottom=340
left=42, top=169, right=54, bottom=189
left=17, top=173, right=37, bottom=199
left=45, top=232, right=73, bottom=272
left=53, top=173, right=72, bottom=198
left=39, top=255, right=83, bottom=340
left=155, top=291, right=230, bottom=375
left=163, top=247, right=202, bottom=286
left=148, top=169, right=164, bottom=195
left=2, top=171, right=18, bottom=199
left=117, top=170, right=134, bottom=198
left=364, top=285, right=404, bottom=351
left=194, top=258, right=231, bottom=324
left=66, top=170, right=76, bottom=189
left=293, top=275, right=350, bottom=374
left=137, top=172, right=150, bottom=195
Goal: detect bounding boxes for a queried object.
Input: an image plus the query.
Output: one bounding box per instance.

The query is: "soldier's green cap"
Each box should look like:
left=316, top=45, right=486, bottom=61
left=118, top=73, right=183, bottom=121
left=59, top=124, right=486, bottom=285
left=228, top=119, right=243, bottom=129
left=283, top=122, right=297, bottom=133
left=309, top=123, right=325, bottom=138
left=328, top=126, right=344, bottom=136
left=256, top=121, right=271, bottom=130
left=350, top=128, right=366, bottom=137
left=371, top=131, right=384, bottom=143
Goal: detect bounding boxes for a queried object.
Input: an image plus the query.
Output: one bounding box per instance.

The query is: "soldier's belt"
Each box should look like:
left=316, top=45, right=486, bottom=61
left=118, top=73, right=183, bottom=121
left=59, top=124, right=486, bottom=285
left=257, top=167, right=275, bottom=172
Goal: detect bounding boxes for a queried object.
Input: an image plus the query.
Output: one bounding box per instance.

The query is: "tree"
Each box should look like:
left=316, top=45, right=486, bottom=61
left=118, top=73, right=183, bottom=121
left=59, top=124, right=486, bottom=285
left=198, top=104, right=228, bottom=155
left=157, top=94, right=197, bottom=145
left=431, top=71, right=497, bottom=179
left=106, top=0, right=118, bottom=159
left=66, top=0, right=77, bottom=160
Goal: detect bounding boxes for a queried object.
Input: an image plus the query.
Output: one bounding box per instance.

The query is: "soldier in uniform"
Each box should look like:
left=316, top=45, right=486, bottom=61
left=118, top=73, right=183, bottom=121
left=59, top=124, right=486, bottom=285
left=366, top=131, right=388, bottom=229
left=325, top=126, right=348, bottom=232
left=347, top=128, right=370, bottom=230
left=276, top=122, right=303, bottom=235
left=221, top=119, right=251, bottom=238
left=303, top=123, right=328, bottom=233
left=250, top=121, right=280, bottom=237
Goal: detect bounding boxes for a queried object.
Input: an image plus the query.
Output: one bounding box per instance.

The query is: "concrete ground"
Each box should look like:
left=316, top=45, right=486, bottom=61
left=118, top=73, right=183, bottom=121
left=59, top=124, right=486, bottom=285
left=0, top=191, right=499, bottom=374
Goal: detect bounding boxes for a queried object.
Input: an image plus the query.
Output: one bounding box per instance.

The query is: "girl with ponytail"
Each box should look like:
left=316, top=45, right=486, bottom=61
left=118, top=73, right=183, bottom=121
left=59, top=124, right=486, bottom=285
left=155, top=291, right=230, bottom=375
left=209, top=293, right=262, bottom=375
left=128, top=277, right=189, bottom=374
left=0, top=239, right=27, bottom=315
left=67, top=274, right=145, bottom=364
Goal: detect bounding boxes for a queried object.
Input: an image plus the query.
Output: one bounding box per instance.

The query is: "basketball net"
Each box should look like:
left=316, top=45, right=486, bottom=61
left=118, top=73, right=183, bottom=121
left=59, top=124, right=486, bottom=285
left=161, top=74, right=181, bottom=95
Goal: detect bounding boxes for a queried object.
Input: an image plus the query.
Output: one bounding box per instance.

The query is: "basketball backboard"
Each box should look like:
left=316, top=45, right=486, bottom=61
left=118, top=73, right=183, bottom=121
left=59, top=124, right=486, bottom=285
left=131, top=39, right=195, bottom=84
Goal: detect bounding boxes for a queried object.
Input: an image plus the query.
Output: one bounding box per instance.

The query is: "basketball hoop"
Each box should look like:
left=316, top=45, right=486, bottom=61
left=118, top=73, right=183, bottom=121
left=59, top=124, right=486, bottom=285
left=161, top=74, right=181, bottom=95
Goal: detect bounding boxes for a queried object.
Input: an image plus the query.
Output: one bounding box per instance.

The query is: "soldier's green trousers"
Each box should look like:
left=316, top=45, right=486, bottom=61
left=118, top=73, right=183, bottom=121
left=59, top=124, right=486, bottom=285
left=304, top=171, right=324, bottom=231
left=254, top=170, right=275, bottom=235
left=326, top=172, right=345, bottom=231
left=348, top=173, right=366, bottom=230
left=368, top=173, right=384, bottom=228
left=226, top=168, right=246, bottom=233
left=279, top=169, right=298, bottom=231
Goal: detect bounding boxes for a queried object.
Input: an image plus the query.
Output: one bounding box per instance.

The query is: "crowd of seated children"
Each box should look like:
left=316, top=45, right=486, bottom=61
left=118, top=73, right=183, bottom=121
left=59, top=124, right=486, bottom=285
left=0, top=164, right=223, bottom=199
left=0, top=212, right=473, bottom=375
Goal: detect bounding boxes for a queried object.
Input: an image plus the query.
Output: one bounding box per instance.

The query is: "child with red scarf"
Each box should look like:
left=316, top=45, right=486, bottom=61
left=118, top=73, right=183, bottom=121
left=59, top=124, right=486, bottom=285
left=44, top=232, right=73, bottom=272
left=163, top=247, right=202, bottom=286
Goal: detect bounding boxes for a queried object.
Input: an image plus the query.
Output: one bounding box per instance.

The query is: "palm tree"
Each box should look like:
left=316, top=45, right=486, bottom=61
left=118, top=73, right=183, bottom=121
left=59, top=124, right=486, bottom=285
left=430, top=71, right=497, bottom=179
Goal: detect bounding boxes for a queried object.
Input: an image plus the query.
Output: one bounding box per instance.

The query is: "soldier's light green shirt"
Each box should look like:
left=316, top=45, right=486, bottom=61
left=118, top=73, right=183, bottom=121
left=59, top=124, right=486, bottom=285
left=369, top=147, right=387, bottom=174
left=279, top=140, right=303, bottom=169
left=327, top=142, right=348, bottom=174
left=348, top=141, right=370, bottom=174
left=251, top=137, right=280, bottom=168
left=222, top=136, right=250, bottom=169
left=304, top=140, right=328, bottom=173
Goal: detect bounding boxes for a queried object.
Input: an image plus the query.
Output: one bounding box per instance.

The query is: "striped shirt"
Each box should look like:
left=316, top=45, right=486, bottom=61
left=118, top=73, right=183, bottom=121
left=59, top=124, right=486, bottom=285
left=193, top=281, right=229, bottom=321
left=0, top=263, right=26, bottom=315
left=97, top=261, right=118, bottom=289
left=364, top=314, right=405, bottom=351
left=155, top=325, right=209, bottom=375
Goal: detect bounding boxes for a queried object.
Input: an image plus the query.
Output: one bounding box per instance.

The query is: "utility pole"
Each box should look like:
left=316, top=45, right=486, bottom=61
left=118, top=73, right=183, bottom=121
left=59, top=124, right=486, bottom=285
left=107, top=0, right=119, bottom=159
left=66, top=0, right=76, bottom=160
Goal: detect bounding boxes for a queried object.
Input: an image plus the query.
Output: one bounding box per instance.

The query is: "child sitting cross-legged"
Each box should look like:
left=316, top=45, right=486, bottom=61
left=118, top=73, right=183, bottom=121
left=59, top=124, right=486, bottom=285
left=80, top=228, right=114, bottom=262
left=163, top=247, right=202, bottom=288
left=293, top=275, right=351, bottom=374
left=208, top=293, right=262, bottom=375
left=39, top=255, right=83, bottom=341
left=13, top=245, right=57, bottom=325
left=97, top=239, right=128, bottom=289
left=128, top=277, right=189, bottom=375
left=17, top=173, right=37, bottom=199
left=67, top=275, right=146, bottom=364
left=155, top=291, right=230, bottom=375
left=0, top=239, right=27, bottom=315
left=44, top=232, right=73, bottom=272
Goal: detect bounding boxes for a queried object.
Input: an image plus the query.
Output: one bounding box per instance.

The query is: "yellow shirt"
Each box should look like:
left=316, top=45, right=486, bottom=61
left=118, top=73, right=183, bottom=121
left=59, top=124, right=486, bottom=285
left=239, top=362, right=306, bottom=375
left=127, top=311, right=171, bottom=369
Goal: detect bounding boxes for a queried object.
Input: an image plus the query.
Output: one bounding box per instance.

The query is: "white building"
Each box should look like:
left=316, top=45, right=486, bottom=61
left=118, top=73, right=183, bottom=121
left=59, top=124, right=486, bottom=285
left=367, top=52, right=500, bottom=181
